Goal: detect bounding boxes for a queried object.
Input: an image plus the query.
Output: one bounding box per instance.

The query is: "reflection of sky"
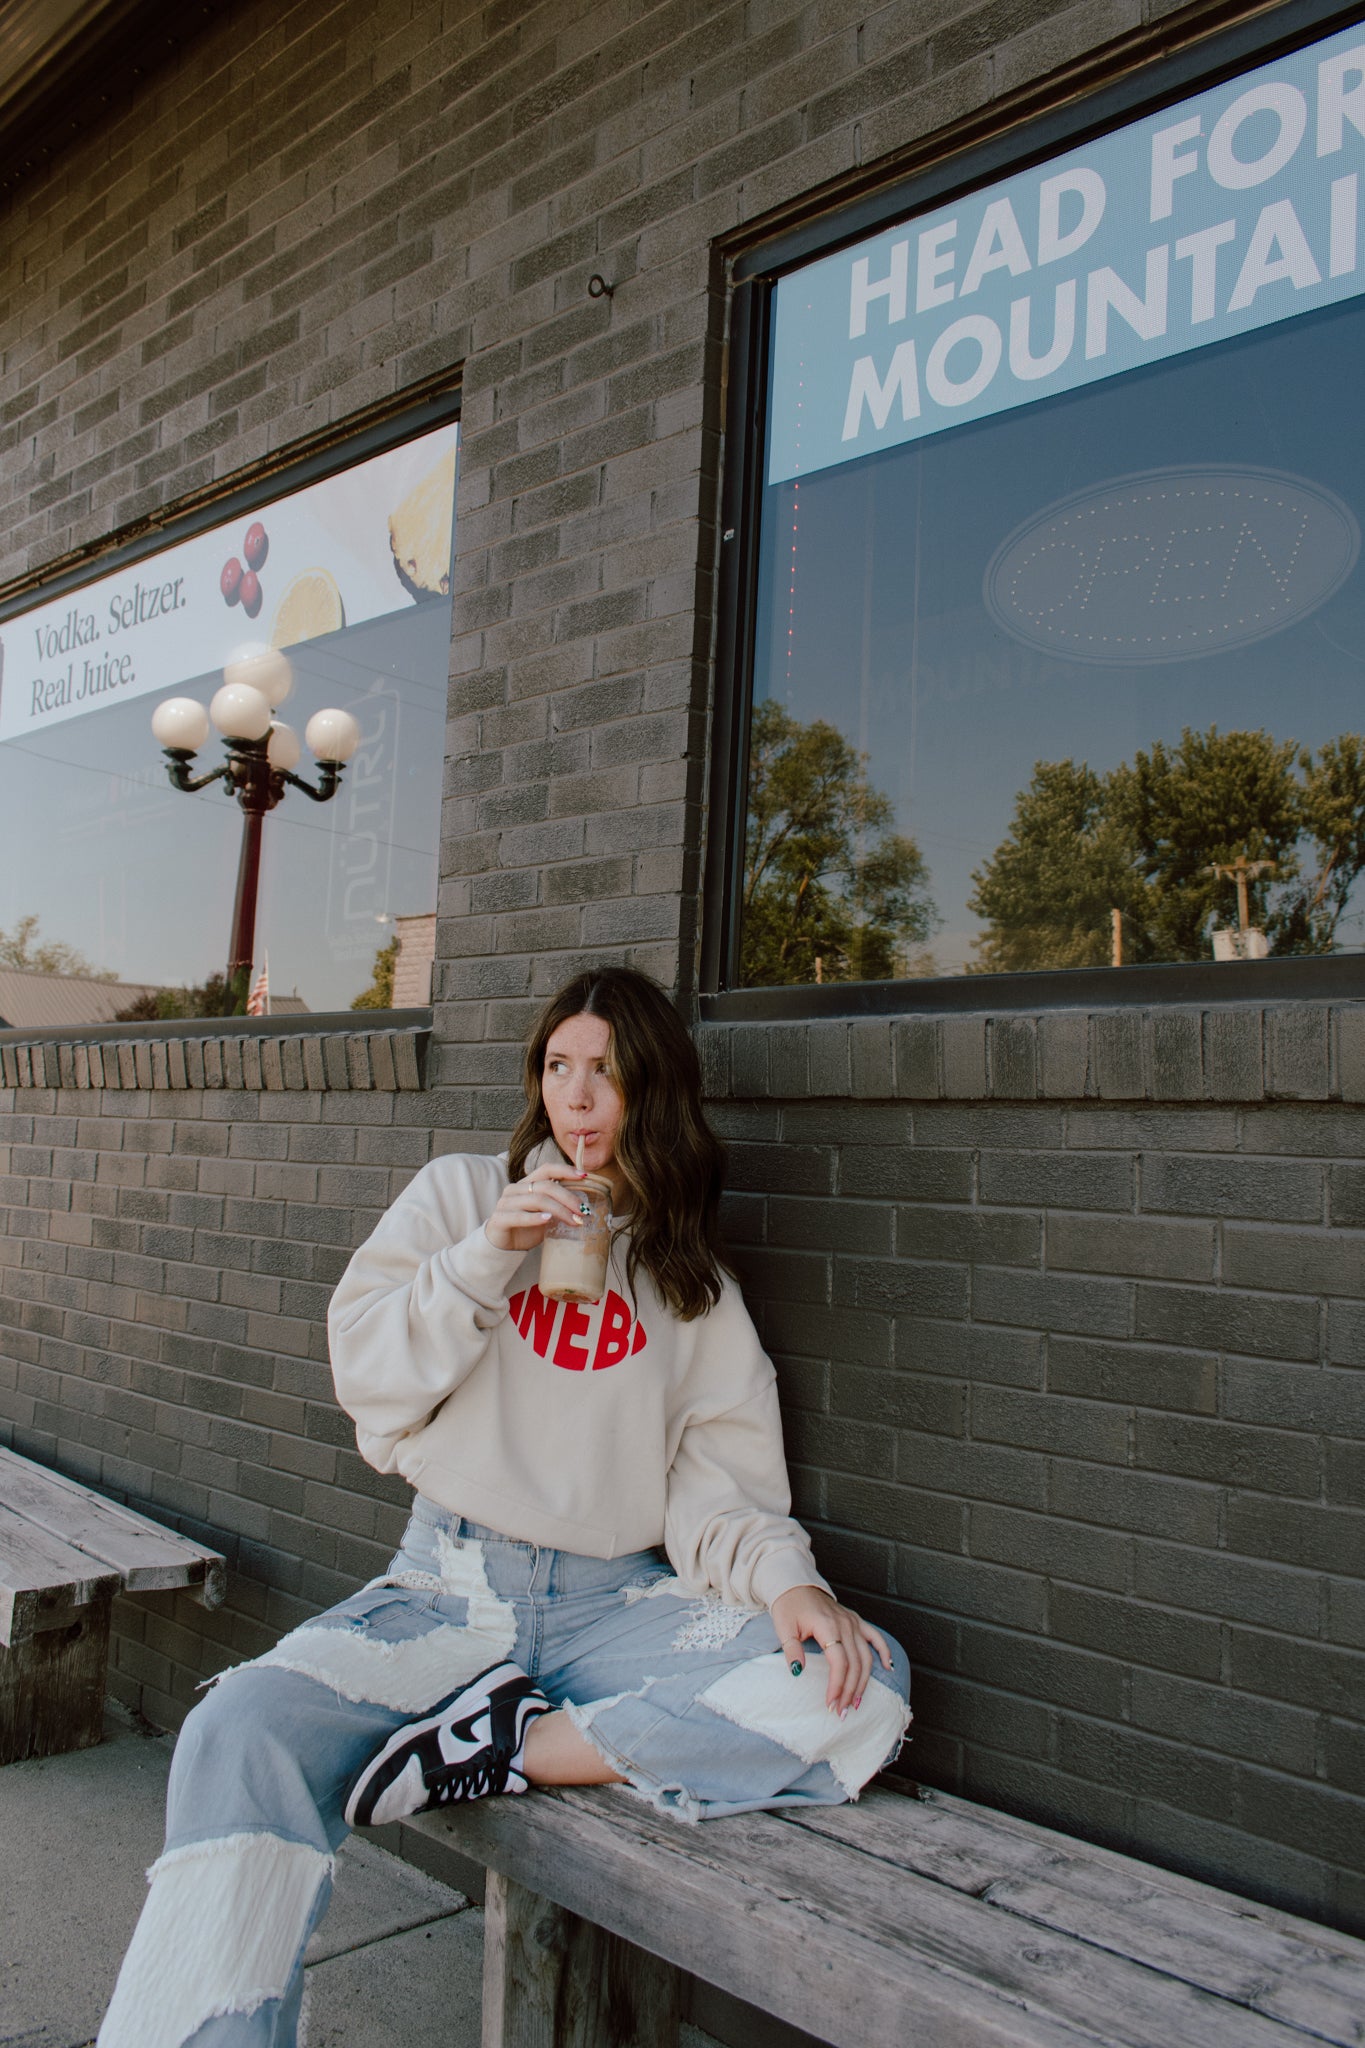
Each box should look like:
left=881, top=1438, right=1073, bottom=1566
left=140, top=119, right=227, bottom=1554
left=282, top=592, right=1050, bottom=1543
left=754, top=296, right=1365, bottom=973
left=0, top=604, right=448, bottom=1011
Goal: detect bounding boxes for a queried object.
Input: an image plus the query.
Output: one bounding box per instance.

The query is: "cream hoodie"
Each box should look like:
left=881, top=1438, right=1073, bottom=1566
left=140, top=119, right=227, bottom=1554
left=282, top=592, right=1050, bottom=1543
left=328, top=1146, right=831, bottom=1611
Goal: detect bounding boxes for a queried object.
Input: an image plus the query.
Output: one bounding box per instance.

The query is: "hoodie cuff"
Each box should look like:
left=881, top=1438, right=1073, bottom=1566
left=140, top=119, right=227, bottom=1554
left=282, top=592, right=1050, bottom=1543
left=439, top=1222, right=529, bottom=1308
left=752, top=1548, right=834, bottom=1610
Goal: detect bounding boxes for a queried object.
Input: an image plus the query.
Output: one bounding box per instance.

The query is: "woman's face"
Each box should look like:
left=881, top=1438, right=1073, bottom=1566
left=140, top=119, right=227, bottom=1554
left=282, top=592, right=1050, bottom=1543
left=542, top=1012, right=625, bottom=1194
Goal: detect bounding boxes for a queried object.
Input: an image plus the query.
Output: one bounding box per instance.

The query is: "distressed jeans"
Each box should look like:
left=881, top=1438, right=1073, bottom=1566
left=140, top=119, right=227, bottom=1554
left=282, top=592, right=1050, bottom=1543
left=99, top=1498, right=911, bottom=2048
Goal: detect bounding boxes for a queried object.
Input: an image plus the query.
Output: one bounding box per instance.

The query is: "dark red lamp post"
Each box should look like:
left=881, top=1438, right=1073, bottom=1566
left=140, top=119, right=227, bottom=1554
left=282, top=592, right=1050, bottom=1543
left=152, top=647, right=360, bottom=1011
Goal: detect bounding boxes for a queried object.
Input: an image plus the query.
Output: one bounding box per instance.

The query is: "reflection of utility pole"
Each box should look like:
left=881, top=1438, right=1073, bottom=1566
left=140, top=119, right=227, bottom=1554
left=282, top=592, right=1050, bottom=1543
left=1207, top=854, right=1275, bottom=933
left=1110, top=908, right=1122, bottom=967
left=1207, top=854, right=1275, bottom=963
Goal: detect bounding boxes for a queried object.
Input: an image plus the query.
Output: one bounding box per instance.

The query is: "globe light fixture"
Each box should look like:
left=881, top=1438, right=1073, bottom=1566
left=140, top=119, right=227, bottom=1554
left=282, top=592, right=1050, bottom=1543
left=151, top=654, right=362, bottom=1011
left=209, top=681, right=272, bottom=742
left=150, top=697, right=211, bottom=753
left=304, top=707, right=361, bottom=765
left=224, top=641, right=293, bottom=706
left=265, top=721, right=302, bottom=772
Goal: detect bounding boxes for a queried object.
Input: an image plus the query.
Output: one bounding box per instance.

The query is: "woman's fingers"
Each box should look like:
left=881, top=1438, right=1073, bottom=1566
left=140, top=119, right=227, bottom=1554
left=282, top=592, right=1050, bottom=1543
left=862, top=1622, right=894, bottom=1673
left=841, top=1629, right=869, bottom=1713
left=486, top=1168, right=589, bottom=1248
left=522, top=1163, right=591, bottom=1218
left=507, top=1169, right=583, bottom=1220
left=820, top=1614, right=881, bottom=1713
left=820, top=1637, right=850, bottom=1711
left=768, top=1591, right=892, bottom=1713
left=853, top=1632, right=874, bottom=1709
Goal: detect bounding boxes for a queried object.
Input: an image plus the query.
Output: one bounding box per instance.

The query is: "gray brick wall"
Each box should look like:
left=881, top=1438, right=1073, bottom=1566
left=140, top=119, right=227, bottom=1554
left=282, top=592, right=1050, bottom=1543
left=1, top=1003, right=1362, bottom=1936
left=0, top=1049, right=482, bottom=1724
left=2, top=0, right=1361, bottom=1950
left=703, top=1009, right=1365, bottom=1936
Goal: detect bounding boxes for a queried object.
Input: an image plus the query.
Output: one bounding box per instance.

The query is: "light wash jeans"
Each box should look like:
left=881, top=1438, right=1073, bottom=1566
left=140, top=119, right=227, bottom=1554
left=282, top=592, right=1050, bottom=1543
left=99, top=1499, right=911, bottom=2048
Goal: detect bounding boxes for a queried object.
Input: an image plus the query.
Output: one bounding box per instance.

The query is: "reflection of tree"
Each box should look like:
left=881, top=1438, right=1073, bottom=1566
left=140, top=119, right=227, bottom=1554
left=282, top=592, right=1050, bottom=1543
left=0, top=914, right=111, bottom=979
left=114, top=974, right=233, bottom=1021
left=970, top=726, right=1365, bottom=971
left=741, top=700, right=940, bottom=985
left=351, top=936, right=398, bottom=1010
left=1277, top=736, right=1365, bottom=953
left=963, top=762, right=1144, bottom=973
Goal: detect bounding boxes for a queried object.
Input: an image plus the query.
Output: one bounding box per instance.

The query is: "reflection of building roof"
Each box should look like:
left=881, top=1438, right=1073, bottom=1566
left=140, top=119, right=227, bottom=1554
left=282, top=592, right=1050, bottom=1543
left=0, top=969, right=162, bottom=1029
left=0, top=970, right=312, bottom=1028
left=392, top=914, right=435, bottom=1007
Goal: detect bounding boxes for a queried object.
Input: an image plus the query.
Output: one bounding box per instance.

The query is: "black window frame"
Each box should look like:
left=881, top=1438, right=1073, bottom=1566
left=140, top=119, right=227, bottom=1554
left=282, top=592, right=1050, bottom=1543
left=0, top=377, right=460, bottom=1039
left=702, top=0, right=1365, bottom=1023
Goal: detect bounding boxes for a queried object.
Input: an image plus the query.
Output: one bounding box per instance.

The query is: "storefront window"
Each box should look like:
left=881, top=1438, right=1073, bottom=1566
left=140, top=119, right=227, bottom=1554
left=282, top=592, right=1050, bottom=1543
left=0, top=419, right=456, bottom=1021
left=739, top=21, right=1365, bottom=987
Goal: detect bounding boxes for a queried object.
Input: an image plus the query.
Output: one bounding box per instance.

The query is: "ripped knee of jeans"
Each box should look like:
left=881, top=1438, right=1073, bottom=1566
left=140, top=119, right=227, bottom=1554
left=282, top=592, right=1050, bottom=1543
left=225, top=1537, right=519, bottom=1713
left=699, top=1654, right=911, bottom=1800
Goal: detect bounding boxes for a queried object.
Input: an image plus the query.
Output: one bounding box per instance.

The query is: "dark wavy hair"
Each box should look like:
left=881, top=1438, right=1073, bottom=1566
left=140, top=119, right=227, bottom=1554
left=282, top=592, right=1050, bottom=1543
left=508, top=966, right=729, bottom=1320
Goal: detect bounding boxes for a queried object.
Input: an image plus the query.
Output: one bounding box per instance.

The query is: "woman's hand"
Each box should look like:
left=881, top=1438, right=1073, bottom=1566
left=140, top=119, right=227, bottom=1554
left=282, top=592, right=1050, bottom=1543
left=769, top=1585, right=893, bottom=1716
left=485, top=1162, right=588, bottom=1253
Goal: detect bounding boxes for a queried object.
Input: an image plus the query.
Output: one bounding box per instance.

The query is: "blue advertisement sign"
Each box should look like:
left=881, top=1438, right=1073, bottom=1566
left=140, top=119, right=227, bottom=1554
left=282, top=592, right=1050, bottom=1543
left=767, top=22, right=1365, bottom=484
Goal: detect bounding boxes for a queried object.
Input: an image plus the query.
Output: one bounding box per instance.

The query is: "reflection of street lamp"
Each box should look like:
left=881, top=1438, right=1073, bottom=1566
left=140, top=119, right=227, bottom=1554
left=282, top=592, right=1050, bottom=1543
left=152, top=645, right=360, bottom=1010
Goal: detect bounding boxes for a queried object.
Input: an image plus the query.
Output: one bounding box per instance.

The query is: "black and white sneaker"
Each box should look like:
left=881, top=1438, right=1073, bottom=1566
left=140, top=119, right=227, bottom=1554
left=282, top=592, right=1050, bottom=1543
left=344, top=1661, right=551, bottom=1828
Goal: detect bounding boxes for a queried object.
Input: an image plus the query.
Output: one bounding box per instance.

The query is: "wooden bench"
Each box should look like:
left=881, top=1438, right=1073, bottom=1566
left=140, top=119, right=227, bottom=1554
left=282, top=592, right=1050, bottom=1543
left=0, top=1446, right=225, bottom=1765
left=396, top=1774, right=1365, bottom=2048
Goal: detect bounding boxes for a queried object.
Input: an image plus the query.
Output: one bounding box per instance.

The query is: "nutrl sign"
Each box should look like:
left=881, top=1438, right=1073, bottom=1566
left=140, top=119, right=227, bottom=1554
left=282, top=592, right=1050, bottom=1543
left=767, top=22, right=1365, bottom=483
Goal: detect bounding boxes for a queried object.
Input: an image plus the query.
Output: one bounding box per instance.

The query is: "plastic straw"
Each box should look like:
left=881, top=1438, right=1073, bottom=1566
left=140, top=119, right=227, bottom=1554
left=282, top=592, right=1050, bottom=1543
left=576, top=1135, right=585, bottom=1172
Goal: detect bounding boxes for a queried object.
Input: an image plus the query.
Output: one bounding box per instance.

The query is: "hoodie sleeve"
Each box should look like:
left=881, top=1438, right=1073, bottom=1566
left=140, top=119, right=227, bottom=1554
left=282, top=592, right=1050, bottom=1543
left=662, top=1288, right=833, bottom=1610
left=328, top=1154, right=527, bottom=1474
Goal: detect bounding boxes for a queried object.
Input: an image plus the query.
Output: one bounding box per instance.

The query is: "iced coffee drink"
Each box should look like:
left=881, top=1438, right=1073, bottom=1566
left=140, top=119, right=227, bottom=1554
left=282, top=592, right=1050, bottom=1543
left=539, top=1174, right=612, bottom=1302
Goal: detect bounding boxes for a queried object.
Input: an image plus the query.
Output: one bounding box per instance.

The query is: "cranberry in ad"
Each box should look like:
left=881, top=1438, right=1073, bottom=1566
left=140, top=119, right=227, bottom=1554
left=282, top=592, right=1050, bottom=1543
left=221, top=557, right=243, bottom=604
left=244, top=522, right=268, bottom=570
left=239, top=569, right=262, bottom=618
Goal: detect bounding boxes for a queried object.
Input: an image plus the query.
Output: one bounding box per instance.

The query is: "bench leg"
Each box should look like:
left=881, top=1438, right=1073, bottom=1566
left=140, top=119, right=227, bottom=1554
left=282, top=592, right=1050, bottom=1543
left=0, top=1587, right=113, bottom=1766
left=482, top=1867, right=682, bottom=2048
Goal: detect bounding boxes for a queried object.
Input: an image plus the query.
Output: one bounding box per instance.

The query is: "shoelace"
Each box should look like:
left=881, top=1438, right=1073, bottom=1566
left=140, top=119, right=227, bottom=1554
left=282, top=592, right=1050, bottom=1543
left=429, top=1754, right=504, bottom=1803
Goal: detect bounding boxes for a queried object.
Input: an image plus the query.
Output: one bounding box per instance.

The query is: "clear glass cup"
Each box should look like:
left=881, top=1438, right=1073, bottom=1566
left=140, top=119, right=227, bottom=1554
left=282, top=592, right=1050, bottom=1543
left=538, top=1174, right=612, bottom=1302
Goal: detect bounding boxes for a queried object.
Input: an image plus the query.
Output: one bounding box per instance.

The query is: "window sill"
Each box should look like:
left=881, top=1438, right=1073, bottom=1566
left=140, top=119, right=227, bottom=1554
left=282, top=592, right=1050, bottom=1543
left=0, top=1010, right=431, bottom=1093
left=702, top=957, right=1365, bottom=1023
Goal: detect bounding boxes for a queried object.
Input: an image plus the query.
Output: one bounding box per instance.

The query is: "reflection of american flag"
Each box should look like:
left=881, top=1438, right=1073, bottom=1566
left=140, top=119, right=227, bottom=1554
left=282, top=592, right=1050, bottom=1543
left=246, top=959, right=269, bottom=1017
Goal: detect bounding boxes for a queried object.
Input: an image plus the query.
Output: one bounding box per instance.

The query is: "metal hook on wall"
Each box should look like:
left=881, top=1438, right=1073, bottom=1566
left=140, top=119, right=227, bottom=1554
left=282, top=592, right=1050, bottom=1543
left=587, top=274, right=614, bottom=299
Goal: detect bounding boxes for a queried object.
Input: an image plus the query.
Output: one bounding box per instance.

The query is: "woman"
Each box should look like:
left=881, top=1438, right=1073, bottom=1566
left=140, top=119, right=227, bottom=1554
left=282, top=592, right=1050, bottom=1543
left=100, top=967, right=910, bottom=2048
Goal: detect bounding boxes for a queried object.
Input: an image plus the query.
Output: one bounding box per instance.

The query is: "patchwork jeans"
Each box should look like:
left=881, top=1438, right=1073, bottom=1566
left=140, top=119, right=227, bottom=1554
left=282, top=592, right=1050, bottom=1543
left=99, top=1497, right=911, bottom=2048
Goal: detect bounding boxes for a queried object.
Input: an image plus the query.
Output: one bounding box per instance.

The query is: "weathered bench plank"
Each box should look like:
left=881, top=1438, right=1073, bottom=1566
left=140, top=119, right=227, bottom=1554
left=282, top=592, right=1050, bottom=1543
left=0, top=1449, right=227, bottom=1764
left=0, top=1448, right=226, bottom=1605
left=785, top=1793, right=1365, bottom=2046
left=0, top=1499, right=121, bottom=1646
left=411, top=1783, right=1365, bottom=2048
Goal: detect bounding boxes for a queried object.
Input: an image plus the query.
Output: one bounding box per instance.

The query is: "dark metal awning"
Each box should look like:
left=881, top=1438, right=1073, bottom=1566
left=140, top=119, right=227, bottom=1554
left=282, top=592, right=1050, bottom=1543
left=0, top=0, right=214, bottom=191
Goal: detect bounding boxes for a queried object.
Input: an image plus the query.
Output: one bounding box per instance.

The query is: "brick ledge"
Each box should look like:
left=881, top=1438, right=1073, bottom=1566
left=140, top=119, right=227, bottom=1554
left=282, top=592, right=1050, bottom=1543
left=698, top=1003, right=1365, bottom=1106
left=0, top=1027, right=429, bottom=1093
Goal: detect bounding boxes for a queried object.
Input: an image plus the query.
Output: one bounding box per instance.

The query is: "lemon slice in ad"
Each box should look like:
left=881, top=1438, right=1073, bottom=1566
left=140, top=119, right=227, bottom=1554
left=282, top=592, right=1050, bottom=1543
left=271, top=569, right=345, bottom=648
